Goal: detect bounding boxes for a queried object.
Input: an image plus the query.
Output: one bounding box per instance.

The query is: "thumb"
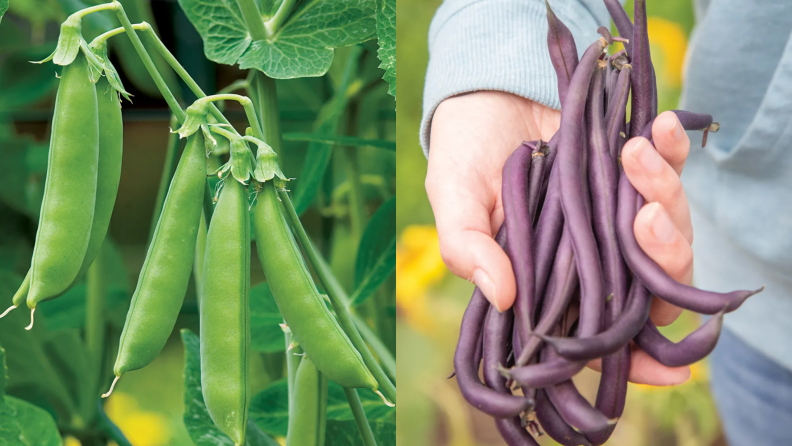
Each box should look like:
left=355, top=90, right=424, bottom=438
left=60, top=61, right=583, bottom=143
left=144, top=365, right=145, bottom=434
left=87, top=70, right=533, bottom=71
left=426, top=177, right=516, bottom=312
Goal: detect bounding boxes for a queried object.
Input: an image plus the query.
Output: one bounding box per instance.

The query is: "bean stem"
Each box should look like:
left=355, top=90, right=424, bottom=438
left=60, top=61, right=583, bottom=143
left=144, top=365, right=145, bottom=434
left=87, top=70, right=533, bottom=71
left=249, top=73, right=284, bottom=154
left=85, top=252, right=105, bottom=422
left=265, top=0, right=298, bottom=37
left=343, top=387, right=378, bottom=446
left=277, top=189, right=397, bottom=404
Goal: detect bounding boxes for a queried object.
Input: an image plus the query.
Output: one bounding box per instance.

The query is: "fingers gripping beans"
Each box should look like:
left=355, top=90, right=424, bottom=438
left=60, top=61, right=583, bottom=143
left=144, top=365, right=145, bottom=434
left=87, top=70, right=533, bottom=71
left=26, top=52, right=99, bottom=313
left=105, top=132, right=206, bottom=395
left=452, top=2, right=763, bottom=443
left=253, top=181, right=377, bottom=390
left=200, top=178, right=250, bottom=446
left=286, top=355, right=329, bottom=446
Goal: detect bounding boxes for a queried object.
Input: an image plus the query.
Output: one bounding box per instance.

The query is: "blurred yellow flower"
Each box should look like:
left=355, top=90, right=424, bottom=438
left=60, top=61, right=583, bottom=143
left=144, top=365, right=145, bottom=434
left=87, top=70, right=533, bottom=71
left=64, top=436, right=81, bottom=446
left=396, top=225, right=448, bottom=332
left=103, top=392, right=171, bottom=446
left=648, top=17, right=688, bottom=88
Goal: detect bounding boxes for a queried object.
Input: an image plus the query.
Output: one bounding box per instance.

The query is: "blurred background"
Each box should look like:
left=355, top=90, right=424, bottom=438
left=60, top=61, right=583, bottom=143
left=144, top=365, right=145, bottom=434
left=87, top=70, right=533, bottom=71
left=0, top=0, right=395, bottom=445
left=395, top=1, right=728, bottom=445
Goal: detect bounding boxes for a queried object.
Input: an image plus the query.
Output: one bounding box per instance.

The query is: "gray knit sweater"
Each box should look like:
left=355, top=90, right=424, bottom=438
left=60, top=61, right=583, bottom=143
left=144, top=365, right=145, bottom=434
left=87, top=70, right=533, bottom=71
left=422, top=0, right=792, bottom=370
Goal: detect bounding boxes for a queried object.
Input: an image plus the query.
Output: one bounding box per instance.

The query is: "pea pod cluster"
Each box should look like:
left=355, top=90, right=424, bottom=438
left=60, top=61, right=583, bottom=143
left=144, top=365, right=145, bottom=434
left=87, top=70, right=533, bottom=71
left=2, top=22, right=124, bottom=327
left=452, top=2, right=763, bottom=445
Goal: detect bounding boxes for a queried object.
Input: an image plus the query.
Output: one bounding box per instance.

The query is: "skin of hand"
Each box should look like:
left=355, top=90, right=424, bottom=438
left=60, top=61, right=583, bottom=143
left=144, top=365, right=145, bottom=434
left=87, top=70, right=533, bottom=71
left=426, top=91, right=693, bottom=386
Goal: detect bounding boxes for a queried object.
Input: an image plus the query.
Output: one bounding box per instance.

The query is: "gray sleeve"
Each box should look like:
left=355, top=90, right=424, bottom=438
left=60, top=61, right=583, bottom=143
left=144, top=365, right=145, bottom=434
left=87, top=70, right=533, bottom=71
left=419, top=0, right=611, bottom=155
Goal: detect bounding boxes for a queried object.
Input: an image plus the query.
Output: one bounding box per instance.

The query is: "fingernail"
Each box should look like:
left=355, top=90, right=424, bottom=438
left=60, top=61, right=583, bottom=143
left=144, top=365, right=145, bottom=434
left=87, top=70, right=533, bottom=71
left=473, top=269, right=500, bottom=311
left=633, top=138, right=664, bottom=173
left=671, top=118, right=683, bottom=141
left=648, top=206, right=676, bottom=244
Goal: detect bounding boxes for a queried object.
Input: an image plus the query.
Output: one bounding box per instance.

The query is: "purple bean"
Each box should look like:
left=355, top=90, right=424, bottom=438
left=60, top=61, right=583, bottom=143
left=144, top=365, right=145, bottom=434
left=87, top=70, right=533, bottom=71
left=545, top=379, right=616, bottom=433
left=556, top=38, right=608, bottom=338
left=628, top=0, right=653, bottom=138
left=483, top=306, right=539, bottom=445
left=495, top=417, right=541, bottom=446
left=454, top=287, right=534, bottom=417
left=587, top=64, right=629, bottom=314
left=540, top=279, right=651, bottom=361
left=535, top=389, right=593, bottom=446
left=529, top=170, right=564, bottom=331
left=528, top=149, right=547, bottom=222
left=505, top=353, right=586, bottom=389
left=606, top=65, right=632, bottom=160
left=503, top=145, right=537, bottom=344
left=603, top=0, right=633, bottom=56
left=587, top=345, right=630, bottom=445
left=519, top=229, right=577, bottom=364
left=483, top=307, right=514, bottom=390
left=545, top=0, right=579, bottom=107
left=634, top=310, right=726, bottom=367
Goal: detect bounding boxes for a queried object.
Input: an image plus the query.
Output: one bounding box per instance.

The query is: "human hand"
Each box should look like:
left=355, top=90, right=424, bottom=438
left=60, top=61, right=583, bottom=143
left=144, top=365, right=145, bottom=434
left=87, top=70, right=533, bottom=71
left=427, top=93, right=694, bottom=384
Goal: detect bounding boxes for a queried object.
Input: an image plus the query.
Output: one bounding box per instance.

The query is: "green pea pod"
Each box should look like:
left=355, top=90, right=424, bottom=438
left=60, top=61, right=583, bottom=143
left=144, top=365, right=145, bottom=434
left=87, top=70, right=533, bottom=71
left=200, top=178, right=250, bottom=446
left=105, top=132, right=206, bottom=395
left=4, top=71, right=124, bottom=323
left=285, top=355, right=328, bottom=446
left=27, top=52, right=99, bottom=311
left=253, top=181, right=377, bottom=389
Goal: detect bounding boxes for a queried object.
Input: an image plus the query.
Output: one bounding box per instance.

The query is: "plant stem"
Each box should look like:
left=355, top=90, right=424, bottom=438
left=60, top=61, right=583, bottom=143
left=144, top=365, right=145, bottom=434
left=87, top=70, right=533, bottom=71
left=85, top=252, right=105, bottom=423
left=198, top=94, right=264, bottom=139
left=250, top=73, right=283, bottom=154
left=203, top=180, right=214, bottom=224
left=277, top=189, right=396, bottom=404
left=89, top=23, right=147, bottom=47
left=114, top=7, right=184, bottom=122
left=265, top=0, right=297, bottom=37
left=343, top=388, right=378, bottom=446
left=96, top=400, right=133, bottom=446
left=149, top=114, right=182, bottom=242
left=235, top=0, right=268, bottom=41
left=72, top=1, right=118, bottom=20
left=285, top=330, right=303, bottom=407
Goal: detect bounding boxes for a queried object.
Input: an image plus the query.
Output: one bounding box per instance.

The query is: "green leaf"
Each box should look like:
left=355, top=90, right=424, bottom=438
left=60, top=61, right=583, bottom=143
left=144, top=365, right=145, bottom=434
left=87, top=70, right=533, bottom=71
left=179, top=0, right=376, bottom=78
left=350, top=197, right=395, bottom=306
left=181, top=329, right=281, bottom=446
left=0, top=338, right=62, bottom=446
left=250, top=282, right=287, bottom=353
left=0, top=0, right=9, bottom=25
left=250, top=378, right=394, bottom=437
left=326, top=419, right=395, bottom=446
left=283, top=133, right=395, bottom=151
left=375, top=0, right=395, bottom=97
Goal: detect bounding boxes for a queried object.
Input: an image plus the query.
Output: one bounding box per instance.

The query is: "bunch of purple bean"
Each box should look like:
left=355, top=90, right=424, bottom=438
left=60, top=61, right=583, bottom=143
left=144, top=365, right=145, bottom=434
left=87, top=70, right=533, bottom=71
left=452, top=1, right=763, bottom=445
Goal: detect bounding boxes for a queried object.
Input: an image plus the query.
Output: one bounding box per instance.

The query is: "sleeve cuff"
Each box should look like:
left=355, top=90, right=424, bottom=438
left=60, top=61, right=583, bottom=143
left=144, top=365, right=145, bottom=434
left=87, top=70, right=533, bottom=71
left=419, top=0, right=609, bottom=155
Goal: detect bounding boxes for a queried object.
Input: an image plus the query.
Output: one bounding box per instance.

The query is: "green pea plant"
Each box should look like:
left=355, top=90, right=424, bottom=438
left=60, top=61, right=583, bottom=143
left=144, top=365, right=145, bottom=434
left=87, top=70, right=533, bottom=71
left=0, top=0, right=396, bottom=444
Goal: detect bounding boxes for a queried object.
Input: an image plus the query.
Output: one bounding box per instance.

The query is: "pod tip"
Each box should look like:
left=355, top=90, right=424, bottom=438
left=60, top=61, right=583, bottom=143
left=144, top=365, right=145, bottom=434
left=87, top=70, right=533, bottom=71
left=0, top=305, right=18, bottom=319
left=24, top=308, right=35, bottom=330
left=607, top=417, right=620, bottom=426
left=375, top=390, right=395, bottom=407
left=102, top=375, right=120, bottom=398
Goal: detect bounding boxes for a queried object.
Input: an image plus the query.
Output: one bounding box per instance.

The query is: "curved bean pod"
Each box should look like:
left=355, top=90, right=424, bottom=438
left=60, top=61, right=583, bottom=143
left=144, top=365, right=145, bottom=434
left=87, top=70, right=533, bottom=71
left=255, top=181, right=377, bottom=389
left=545, top=1, right=578, bottom=107
left=110, top=132, right=206, bottom=383
left=556, top=38, right=608, bottom=338
left=605, top=65, right=631, bottom=160
left=628, top=0, right=653, bottom=138
left=545, top=379, right=616, bottom=433
left=454, top=287, right=534, bottom=418
left=200, top=178, right=250, bottom=446
left=504, top=354, right=585, bottom=389
left=535, top=389, right=593, bottom=446
left=634, top=311, right=726, bottom=367
left=495, top=417, right=540, bottom=446
left=27, top=52, right=99, bottom=309
left=540, top=279, right=651, bottom=361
